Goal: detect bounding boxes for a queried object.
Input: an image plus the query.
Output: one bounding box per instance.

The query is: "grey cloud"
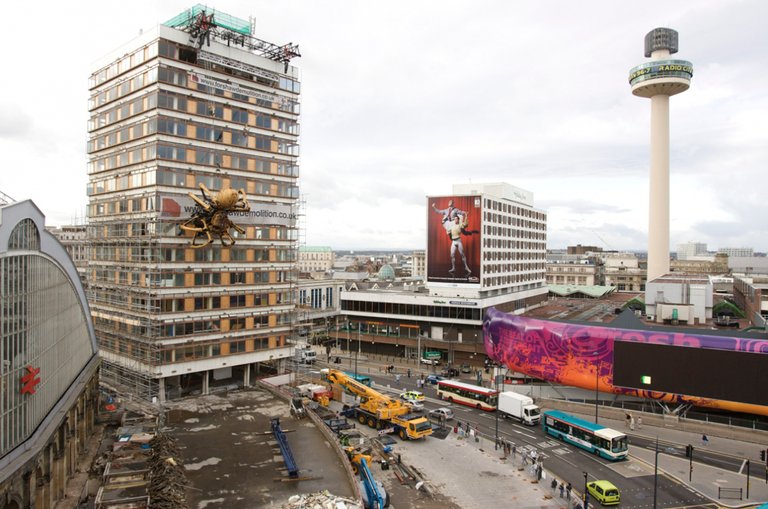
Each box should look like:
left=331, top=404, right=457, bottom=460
left=539, top=199, right=632, bottom=215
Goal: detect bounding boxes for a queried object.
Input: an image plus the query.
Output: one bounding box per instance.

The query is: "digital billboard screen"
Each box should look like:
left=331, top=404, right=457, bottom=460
left=427, top=195, right=481, bottom=284
left=613, top=340, right=768, bottom=407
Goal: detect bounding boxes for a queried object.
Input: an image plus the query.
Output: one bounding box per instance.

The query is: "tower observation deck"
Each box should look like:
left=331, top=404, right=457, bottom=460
left=629, top=28, right=693, bottom=282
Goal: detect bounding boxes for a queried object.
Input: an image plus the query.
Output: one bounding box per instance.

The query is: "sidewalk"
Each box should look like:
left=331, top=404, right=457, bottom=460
left=383, top=419, right=566, bottom=509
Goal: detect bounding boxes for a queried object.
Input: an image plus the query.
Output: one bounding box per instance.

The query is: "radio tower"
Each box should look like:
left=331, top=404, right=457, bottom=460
left=629, top=28, right=693, bottom=281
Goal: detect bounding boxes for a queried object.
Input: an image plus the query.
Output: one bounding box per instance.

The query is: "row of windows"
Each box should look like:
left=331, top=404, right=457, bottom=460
left=89, top=242, right=291, bottom=263
left=484, top=239, right=546, bottom=252
left=91, top=42, right=157, bottom=88
left=548, top=276, right=590, bottom=283
left=484, top=263, right=545, bottom=274
left=89, top=266, right=294, bottom=287
left=87, top=117, right=157, bottom=159
left=486, top=251, right=543, bottom=262
left=341, top=301, right=483, bottom=321
left=192, top=95, right=299, bottom=134
left=484, top=273, right=545, bottom=287
left=89, top=136, right=297, bottom=171
left=484, top=199, right=546, bottom=222
left=89, top=64, right=299, bottom=136
left=159, top=40, right=300, bottom=94
left=158, top=64, right=299, bottom=115
left=96, top=327, right=285, bottom=362
left=484, top=212, right=546, bottom=231
left=483, top=225, right=546, bottom=240
left=86, top=218, right=298, bottom=247
left=87, top=172, right=297, bottom=208
left=89, top=68, right=159, bottom=130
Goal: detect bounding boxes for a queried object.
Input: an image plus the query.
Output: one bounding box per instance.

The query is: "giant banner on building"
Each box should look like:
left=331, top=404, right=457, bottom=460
left=160, top=195, right=296, bottom=227
left=427, top=195, right=481, bottom=285
left=483, top=307, right=768, bottom=416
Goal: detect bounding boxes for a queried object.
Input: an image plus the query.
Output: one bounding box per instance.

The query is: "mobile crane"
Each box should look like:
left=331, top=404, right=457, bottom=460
left=327, top=369, right=432, bottom=440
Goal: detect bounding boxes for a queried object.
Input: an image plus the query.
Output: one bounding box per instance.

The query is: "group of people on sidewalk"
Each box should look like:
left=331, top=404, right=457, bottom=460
left=624, top=412, right=642, bottom=430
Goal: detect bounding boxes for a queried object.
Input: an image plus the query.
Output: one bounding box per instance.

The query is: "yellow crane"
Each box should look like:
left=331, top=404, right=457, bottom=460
left=327, top=369, right=432, bottom=440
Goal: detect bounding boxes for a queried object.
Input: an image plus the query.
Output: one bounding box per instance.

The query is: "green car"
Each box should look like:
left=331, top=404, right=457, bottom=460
left=587, top=480, right=620, bottom=505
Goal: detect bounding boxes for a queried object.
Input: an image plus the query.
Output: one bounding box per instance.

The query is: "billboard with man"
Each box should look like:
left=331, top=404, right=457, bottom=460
left=427, top=195, right=481, bottom=284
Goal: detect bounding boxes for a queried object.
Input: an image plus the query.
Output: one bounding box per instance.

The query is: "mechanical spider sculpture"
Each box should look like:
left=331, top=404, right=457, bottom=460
left=180, top=184, right=250, bottom=249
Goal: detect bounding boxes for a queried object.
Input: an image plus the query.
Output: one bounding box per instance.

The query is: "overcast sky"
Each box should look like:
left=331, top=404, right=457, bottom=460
left=2, top=1, right=767, bottom=252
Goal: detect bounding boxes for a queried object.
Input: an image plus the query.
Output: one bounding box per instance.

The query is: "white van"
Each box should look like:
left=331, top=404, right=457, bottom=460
left=299, top=349, right=317, bottom=364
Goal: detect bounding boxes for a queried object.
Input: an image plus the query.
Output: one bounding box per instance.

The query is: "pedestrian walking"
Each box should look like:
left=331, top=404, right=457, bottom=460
left=637, top=416, right=642, bottom=429
left=701, top=433, right=708, bottom=446
left=396, top=374, right=400, bottom=385
left=625, top=412, right=630, bottom=427
left=407, top=369, right=411, bottom=378
left=559, top=483, right=565, bottom=498
left=630, top=417, right=635, bottom=431
left=522, top=451, right=528, bottom=465
left=566, top=482, right=572, bottom=501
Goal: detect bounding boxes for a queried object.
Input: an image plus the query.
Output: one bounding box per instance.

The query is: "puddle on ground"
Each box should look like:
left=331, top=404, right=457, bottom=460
left=166, top=409, right=199, bottom=424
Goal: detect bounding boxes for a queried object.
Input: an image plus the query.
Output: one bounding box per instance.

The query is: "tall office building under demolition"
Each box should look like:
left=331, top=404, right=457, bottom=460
left=86, top=6, right=301, bottom=402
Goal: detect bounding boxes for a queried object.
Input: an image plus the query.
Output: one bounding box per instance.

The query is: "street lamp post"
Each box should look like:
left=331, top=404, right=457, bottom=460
left=594, top=351, right=599, bottom=424
left=653, top=437, right=659, bottom=509
left=494, top=372, right=502, bottom=448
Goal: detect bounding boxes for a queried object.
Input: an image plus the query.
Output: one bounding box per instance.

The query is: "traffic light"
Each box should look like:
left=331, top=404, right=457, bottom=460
left=685, top=445, right=692, bottom=458
left=761, top=449, right=766, bottom=462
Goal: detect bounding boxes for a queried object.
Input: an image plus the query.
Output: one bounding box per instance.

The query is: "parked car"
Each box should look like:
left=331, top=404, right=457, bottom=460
left=425, top=374, right=445, bottom=385
left=460, top=364, right=471, bottom=373
left=442, top=367, right=459, bottom=378
left=420, top=357, right=440, bottom=365
left=400, top=391, right=425, bottom=402
left=587, top=480, right=620, bottom=506
left=428, top=408, right=454, bottom=421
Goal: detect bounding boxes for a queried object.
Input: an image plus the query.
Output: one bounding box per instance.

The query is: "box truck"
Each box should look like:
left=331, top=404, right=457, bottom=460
left=498, top=392, right=541, bottom=426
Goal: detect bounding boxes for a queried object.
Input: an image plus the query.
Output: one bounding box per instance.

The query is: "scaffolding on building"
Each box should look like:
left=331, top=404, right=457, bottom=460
left=163, top=4, right=300, bottom=66
left=87, top=206, right=164, bottom=403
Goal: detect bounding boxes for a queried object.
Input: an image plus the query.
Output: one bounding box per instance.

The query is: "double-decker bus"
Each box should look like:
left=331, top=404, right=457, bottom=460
left=436, top=380, right=498, bottom=411
left=542, top=410, right=628, bottom=461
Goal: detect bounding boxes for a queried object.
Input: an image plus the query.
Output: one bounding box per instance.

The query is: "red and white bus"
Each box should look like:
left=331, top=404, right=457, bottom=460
left=437, top=380, right=499, bottom=411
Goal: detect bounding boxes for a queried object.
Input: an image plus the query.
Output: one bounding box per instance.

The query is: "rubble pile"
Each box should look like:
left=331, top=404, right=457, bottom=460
left=277, top=491, right=362, bottom=509
left=147, top=433, right=189, bottom=509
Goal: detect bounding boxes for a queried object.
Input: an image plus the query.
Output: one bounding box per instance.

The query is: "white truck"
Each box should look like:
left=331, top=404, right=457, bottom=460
left=498, top=391, right=541, bottom=426
left=299, top=349, right=317, bottom=364
left=294, top=342, right=317, bottom=364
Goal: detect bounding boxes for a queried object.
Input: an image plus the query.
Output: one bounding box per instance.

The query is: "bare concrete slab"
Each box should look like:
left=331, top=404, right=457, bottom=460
left=164, top=389, right=356, bottom=508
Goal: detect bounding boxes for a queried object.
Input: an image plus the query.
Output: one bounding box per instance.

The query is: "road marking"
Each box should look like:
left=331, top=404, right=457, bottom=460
left=508, top=429, right=537, bottom=439
left=738, top=459, right=747, bottom=474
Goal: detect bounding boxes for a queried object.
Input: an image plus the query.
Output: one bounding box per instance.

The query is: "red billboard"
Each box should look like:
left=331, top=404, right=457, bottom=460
left=427, top=196, right=481, bottom=284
